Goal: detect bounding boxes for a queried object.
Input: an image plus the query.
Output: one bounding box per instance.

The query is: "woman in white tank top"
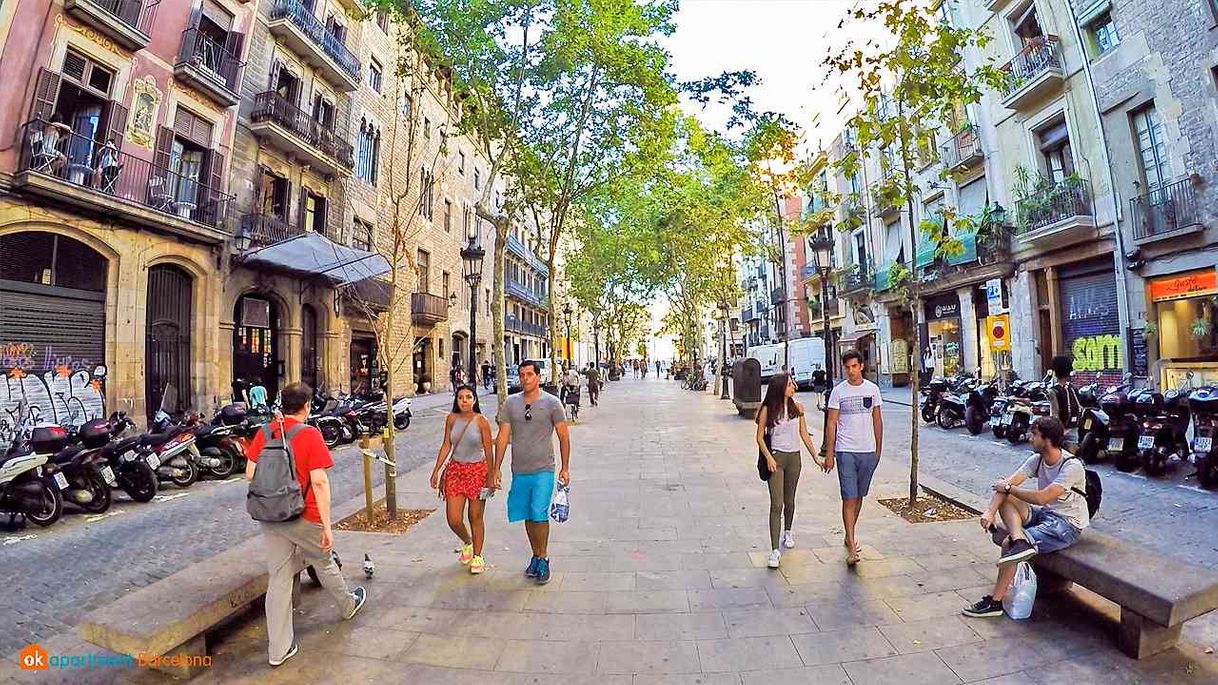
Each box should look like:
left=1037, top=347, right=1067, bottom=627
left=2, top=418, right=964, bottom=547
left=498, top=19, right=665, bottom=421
left=755, top=373, right=826, bottom=569
left=430, top=385, right=495, bottom=574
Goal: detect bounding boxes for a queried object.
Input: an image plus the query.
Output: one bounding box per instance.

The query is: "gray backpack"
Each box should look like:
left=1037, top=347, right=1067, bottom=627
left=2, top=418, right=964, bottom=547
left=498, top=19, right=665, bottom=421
left=247, top=420, right=307, bottom=522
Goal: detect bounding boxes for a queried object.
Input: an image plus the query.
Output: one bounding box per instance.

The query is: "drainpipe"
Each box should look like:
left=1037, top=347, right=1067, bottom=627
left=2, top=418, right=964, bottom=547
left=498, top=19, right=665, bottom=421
left=1065, top=3, right=1133, bottom=374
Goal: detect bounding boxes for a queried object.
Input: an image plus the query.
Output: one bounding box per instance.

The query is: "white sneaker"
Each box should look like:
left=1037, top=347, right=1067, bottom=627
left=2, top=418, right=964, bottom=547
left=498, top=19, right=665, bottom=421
left=767, top=549, right=781, bottom=568
left=781, top=530, right=795, bottom=549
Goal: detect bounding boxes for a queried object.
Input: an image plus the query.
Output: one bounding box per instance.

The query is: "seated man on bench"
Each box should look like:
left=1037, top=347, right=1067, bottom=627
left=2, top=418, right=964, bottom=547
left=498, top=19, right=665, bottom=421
left=963, top=416, right=1090, bottom=618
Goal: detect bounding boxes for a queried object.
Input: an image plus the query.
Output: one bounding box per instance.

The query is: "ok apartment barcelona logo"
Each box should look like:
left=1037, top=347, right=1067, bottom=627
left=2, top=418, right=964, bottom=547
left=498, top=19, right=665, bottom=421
left=19, top=643, right=47, bottom=670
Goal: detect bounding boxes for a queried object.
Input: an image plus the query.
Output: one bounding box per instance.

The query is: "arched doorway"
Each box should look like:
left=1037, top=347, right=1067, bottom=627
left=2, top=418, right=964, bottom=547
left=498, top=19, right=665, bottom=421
left=145, top=265, right=193, bottom=420
left=232, top=294, right=279, bottom=403
left=0, top=231, right=108, bottom=429
left=301, top=305, right=319, bottom=391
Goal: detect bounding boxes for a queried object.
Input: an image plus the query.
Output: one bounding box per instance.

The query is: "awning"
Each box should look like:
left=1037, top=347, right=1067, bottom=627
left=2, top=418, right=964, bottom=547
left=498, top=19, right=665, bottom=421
left=240, top=232, right=390, bottom=287
left=838, top=330, right=875, bottom=345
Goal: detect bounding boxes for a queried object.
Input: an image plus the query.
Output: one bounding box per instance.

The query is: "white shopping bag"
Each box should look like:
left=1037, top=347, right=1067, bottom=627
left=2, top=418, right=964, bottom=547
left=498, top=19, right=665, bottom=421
left=549, top=484, right=569, bottom=523
left=1002, top=561, right=1037, bottom=620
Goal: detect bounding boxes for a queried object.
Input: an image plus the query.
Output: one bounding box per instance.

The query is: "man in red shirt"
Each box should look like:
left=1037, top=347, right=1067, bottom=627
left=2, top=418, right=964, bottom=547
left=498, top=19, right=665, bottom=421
left=244, top=382, right=367, bottom=667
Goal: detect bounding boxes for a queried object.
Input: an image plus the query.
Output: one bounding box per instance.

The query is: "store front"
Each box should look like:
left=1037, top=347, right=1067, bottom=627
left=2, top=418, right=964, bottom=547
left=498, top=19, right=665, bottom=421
left=973, top=279, right=1013, bottom=381
left=922, top=293, right=963, bottom=377
left=350, top=335, right=378, bottom=396
left=1148, top=268, right=1218, bottom=387
left=1057, top=259, right=1122, bottom=387
left=232, top=294, right=280, bottom=403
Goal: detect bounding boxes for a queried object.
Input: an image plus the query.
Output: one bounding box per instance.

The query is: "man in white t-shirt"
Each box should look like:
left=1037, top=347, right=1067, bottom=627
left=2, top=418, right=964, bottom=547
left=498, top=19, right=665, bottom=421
left=825, top=349, right=884, bottom=566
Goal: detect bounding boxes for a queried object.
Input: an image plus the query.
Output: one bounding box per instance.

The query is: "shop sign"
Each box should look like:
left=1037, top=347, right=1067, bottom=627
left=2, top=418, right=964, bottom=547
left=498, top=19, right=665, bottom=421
left=890, top=338, right=910, bottom=374
left=986, top=314, right=1010, bottom=351
left=985, top=278, right=1004, bottom=313
left=924, top=294, right=960, bottom=321
left=1149, top=270, right=1218, bottom=302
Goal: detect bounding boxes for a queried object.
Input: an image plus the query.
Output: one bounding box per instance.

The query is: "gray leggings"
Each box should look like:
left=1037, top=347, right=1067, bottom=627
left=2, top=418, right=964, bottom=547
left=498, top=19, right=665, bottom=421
left=767, top=449, right=802, bottom=549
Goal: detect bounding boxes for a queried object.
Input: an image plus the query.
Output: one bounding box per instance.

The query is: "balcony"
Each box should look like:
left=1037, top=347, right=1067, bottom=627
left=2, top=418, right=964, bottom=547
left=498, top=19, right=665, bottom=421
left=174, top=27, right=242, bottom=108
left=1015, top=178, right=1095, bottom=245
left=507, top=233, right=549, bottom=274
left=871, top=183, right=901, bottom=218
left=742, top=306, right=757, bottom=323
left=239, top=212, right=344, bottom=248
left=506, top=278, right=546, bottom=308
left=250, top=91, right=354, bottom=176
left=941, top=126, right=983, bottom=172
left=506, top=315, right=548, bottom=337
left=14, top=119, right=232, bottom=244
left=1000, top=36, right=1064, bottom=111
left=411, top=292, right=449, bottom=326
left=770, top=287, right=784, bottom=306
left=268, top=0, right=361, bottom=91
left=841, top=262, right=875, bottom=295
left=1131, top=178, right=1204, bottom=244
left=64, top=0, right=155, bottom=51
left=807, top=298, right=842, bottom=322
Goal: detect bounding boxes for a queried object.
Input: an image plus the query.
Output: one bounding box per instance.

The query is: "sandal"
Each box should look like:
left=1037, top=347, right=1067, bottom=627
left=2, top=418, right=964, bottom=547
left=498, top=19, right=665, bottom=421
left=843, top=538, right=862, bottom=554
left=846, top=550, right=860, bottom=566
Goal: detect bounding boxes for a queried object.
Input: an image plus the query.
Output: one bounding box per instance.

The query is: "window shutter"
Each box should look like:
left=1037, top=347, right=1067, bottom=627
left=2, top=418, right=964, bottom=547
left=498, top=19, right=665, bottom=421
left=316, top=196, right=328, bottom=237
left=30, top=69, right=62, bottom=121
left=62, top=51, right=87, bottom=82
left=298, top=185, right=308, bottom=229
left=206, top=150, right=225, bottom=198
left=102, top=101, right=128, bottom=146
left=153, top=126, right=174, bottom=171
left=224, top=31, right=245, bottom=60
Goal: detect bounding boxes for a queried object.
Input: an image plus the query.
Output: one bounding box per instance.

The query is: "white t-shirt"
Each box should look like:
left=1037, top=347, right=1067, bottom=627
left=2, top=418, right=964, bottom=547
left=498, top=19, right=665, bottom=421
left=1017, top=451, right=1090, bottom=531
left=828, top=379, right=883, bottom=452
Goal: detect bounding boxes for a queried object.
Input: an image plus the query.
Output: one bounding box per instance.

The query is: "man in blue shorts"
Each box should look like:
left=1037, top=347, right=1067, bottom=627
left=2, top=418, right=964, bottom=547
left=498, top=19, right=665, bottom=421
left=492, top=360, right=571, bottom=585
left=963, top=416, right=1089, bottom=618
left=824, top=349, right=884, bottom=566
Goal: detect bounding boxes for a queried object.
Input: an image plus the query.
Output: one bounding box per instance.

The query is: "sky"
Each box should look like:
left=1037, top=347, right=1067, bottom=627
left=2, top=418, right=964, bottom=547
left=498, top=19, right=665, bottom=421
left=647, top=0, right=868, bottom=358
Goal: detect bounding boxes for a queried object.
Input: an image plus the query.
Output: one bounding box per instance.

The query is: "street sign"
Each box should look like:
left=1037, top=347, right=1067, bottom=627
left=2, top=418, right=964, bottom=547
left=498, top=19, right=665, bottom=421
left=985, top=278, right=1004, bottom=312
left=987, top=314, right=1010, bottom=351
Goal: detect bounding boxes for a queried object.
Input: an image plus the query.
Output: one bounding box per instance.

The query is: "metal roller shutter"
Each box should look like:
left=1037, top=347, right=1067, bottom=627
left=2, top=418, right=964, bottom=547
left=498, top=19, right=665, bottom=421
left=1, top=282, right=105, bottom=369
left=1058, top=266, right=1122, bottom=386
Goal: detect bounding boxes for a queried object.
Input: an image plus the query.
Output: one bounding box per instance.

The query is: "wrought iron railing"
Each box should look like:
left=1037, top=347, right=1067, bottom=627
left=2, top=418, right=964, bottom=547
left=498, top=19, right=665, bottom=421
left=87, top=0, right=157, bottom=33
left=251, top=91, right=355, bottom=168
left=1000, top=35, right=1062, bottom=99
left=506, top=316, right=547, bottom=337
left=941, top=126, right=982, bottom=168
left=1015, top=178, right=1091, bottom=234
left=18, top=119, right=233, bottom=229
left=1130, top=178, right=1201, bottom=240
left=742, top=306, right=756, bottom=322
left=842, top=262, right=874, bottom=292
left=411, top=292, right=449, bottom=323
left=176, top=27, right=242, bottom=92
left=770, top=287, right=784, bottom=306
left=506, top=278, right=545, bottom=307
left=270, top=0, right=361, bottom=79
left=239, top=212, right=299, bottom=246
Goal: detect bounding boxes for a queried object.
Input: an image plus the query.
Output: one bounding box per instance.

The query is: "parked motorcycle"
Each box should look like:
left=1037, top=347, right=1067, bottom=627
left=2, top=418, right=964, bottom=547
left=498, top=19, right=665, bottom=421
left=936, top=377, right=976, bottom=430
left=1132, top=375, right=1194, bottom=477
left=964, top=374, right=1002, bottom=436
left=1188, top=385, right=1218, bottom=488
left=47, top=418, right=115, bottom=514
left=1076, top=374, right=1134, bottom=465
left=0, top=403, right=64, bottom=527
left=195, top=403, right=266, bottom=479
left=141, top=408, right=207, bottom=488
left=95, top=412, right=159, bottom=503
left=999, top=372, right=1052, bottom=444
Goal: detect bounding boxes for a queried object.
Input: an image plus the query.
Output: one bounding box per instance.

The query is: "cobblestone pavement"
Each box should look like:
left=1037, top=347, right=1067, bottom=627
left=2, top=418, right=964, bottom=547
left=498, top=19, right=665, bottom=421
left=0, top=388, right=493, bottom=658
left=5, top=375, right=1213, bottom=684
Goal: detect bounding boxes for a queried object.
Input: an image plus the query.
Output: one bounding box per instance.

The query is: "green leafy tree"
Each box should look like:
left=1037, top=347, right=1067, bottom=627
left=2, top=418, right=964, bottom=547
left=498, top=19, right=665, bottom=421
left=824, top=0, right=1003, bottom=504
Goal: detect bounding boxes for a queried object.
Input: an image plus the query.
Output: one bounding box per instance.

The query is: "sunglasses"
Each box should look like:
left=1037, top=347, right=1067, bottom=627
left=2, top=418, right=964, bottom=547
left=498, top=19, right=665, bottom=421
left=525, top=403, right=532, bottom=421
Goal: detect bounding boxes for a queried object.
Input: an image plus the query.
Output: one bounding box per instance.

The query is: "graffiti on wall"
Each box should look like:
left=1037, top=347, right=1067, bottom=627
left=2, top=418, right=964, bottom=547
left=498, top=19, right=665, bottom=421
left=1071, top=334, right=1123, bottom=373
left=1, top=342, right=106, bottom=447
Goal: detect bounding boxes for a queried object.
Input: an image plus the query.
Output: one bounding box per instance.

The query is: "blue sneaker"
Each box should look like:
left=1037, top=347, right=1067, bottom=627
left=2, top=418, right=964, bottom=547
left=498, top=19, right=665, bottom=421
left=525, top=556, right=540, bottom=577
left=536, top=558, right=551, bottom=585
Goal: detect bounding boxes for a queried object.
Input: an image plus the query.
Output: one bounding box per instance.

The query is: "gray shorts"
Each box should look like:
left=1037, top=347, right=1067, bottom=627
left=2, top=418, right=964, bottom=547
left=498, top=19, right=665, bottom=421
left=836, top=451, right=879, bottom=500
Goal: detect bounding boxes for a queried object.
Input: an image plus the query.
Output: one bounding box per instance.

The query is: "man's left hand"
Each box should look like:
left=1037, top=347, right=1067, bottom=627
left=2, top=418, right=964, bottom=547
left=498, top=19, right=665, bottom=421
left=557, top=469, right=570, bottom=486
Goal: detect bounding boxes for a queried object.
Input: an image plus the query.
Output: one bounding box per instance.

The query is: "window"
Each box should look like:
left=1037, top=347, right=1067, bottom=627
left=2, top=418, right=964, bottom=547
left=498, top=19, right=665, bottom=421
left=458, top=150, right=466, bottom=174
left=1087, top=11, right=1119, bottom=56
left=495, top=191, right=502, bottom=209
left=376, top=9, right=389, bottom=32
left=442, top=271, right=451, bottom=300
left=311, top=93, right=335, bottom=129
left=418, top=167, right=435, bottom=218
left=417, top=249, right=430, bottom=292
left=444, top=199, right=453, bottom=232
left=303, top=190, right=327, bottom=236
left=368, top=58, right=382, bottom=93
left=1132, top=105, right=1169, bottom=197
left=474, top=167, right=481, bottom=189
left=325, top=14, right=346, bottom=43
left=424, top=117, right=431, bottom=139
left=258, top=169, right=289, bottom=220
left=356, top=118, right=381, bottom=185
left=439, top=338, right=444, bottom=357
left=353, top=218, right=373, bottom=251
left=399, top=92, right=411, bottom=119
left=1036, top=119, right=1074, bottom=184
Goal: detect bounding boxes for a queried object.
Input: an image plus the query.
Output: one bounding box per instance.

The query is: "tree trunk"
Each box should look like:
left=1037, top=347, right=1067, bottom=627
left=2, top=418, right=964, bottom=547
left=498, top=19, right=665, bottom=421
left=381, top=285, right=398, bottom=520
left=493, top=218, right=509, bottom=418
left=897, top=100, right=922, bottom=507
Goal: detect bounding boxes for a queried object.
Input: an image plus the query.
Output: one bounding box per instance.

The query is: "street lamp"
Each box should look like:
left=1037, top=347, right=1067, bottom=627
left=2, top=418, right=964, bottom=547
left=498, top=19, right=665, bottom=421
left=562, top=302, right=573, bottom=366
left=460, top=222, right=485, bottom=388
left=808, top=227, right=835, bottom=451
left=718, top=301, right=731, bottom=400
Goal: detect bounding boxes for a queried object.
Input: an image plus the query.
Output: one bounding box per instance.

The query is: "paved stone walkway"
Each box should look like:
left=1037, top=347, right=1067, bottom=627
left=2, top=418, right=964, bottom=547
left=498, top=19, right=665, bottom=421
left=6, top=377, right=1217, bottom=683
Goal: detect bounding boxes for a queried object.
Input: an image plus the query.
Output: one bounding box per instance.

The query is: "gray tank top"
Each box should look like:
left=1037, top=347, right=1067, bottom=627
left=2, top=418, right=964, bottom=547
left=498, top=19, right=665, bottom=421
left=449, top=416, right=484, bottom=463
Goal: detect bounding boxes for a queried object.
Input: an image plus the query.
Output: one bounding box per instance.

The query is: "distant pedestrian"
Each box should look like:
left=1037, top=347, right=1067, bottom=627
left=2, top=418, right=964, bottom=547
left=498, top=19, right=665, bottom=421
left=1048, top=355, right=1081, bottom=430
left=655, top=359, right=661, bottom=376
left=755, top=373, right=825, bottom=569
left=430, top=385, right=495, bottom=574
left=824, top=349, right=884, bottom=566
left=481, top=360, right=493, bottom=390
left=244, top=382, right=367, bottom=667
left=491, top=361, right=572, bottom=585
left=583, top=362, right=601, bottom=406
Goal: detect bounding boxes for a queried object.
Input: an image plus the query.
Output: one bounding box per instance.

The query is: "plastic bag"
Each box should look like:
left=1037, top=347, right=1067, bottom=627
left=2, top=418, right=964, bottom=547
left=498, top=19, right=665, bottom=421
left=550, top=483, right=570, bottom=523
left=1003, top=561, right=1037, bottom=620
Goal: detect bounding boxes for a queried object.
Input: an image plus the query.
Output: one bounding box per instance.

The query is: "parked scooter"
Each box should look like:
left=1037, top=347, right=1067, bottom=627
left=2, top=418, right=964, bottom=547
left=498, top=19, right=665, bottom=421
left=1133, top=374, right=1194, bottom=477
left=1076, top=373, right=1134, bottom=464
left=140, top=392, right=208, bottom=488
left=96, top=412, right=160, bottom=503
left=936, top=377, right=976, bottom=430
left=1188, top=385, right=1218, bottom=488
left=195, top=403, right=265, bottom=479
left=0, top=403, right=64, bottom=527
left=963, top=374, right=1003, bottom=435
left=1000, top=372, right=1052, bottom=444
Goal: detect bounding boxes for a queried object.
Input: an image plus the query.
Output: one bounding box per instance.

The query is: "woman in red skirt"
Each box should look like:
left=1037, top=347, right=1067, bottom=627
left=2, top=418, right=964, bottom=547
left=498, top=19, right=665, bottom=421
left=430, top=385, right=495, bottom=573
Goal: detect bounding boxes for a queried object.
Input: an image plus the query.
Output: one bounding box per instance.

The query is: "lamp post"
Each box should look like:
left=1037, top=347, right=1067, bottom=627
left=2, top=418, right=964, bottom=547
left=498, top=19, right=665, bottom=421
left=718, top=301, right=731, bottom=400
left=809, top=228, right=835, bottom=452
left=460, top=223, right=485, bottom=388
left=562, top=302, right=573, bottom=367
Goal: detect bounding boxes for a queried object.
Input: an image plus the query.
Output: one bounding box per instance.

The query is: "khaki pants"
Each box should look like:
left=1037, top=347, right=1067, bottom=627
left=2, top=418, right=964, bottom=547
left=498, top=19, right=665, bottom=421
left=767, top=450, right=802, bottom=549
left=260, top=517, right=354, bottom=661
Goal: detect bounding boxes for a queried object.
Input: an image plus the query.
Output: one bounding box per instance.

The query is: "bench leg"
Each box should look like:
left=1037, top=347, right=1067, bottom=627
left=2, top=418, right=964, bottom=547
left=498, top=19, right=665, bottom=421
left=1119, top=607, right=1181, bottom=659
left=1035, top=568, right=1073, bottom=595
left=144, top=633, right=211, bottom=679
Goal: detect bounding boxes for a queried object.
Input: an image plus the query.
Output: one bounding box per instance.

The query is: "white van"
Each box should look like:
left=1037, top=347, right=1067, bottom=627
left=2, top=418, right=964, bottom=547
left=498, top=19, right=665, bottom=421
left=747, top=338, right=826, bottom=388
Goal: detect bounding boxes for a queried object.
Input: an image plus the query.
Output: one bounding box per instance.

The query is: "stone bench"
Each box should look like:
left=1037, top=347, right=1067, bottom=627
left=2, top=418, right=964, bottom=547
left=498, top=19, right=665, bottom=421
left=1031, top=531, right=1218, bottom=659
left=77, top=536, right=305, bottom=678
